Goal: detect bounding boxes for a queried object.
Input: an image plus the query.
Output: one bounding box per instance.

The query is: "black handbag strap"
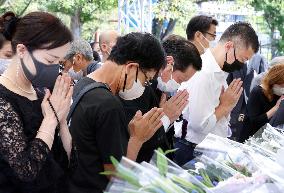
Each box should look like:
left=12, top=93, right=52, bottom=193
left=67, top=81, right=110, bottom=123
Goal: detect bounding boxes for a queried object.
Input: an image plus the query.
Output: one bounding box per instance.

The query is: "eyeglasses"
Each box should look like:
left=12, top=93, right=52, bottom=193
left=59, top=60, right=66, bottom=70
left=139, top=68, right=152, bottom=86
left=203, top=31, right=217, bottom=39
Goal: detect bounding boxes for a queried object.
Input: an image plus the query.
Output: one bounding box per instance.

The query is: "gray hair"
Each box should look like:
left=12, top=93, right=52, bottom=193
left=65, top=39, right=94, bottom=61
left=269, top=56, right=284, bottom=68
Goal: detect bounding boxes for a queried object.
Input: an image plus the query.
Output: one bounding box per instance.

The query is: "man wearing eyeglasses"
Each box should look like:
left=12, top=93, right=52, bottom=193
left=186, top=15, right=218, bottom=55
left=68, top=32, right=167, bottom=193
left=174, top=22, right=260, bottom=166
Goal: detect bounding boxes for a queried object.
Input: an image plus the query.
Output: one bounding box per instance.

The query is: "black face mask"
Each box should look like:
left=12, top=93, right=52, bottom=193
left=222, top=49, right=244, bottom=73
left=21, top=51, right=60, bottom=91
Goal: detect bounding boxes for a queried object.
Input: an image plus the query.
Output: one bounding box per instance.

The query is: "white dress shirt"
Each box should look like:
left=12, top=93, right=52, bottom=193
left=175, top=49, right=231, bottom=144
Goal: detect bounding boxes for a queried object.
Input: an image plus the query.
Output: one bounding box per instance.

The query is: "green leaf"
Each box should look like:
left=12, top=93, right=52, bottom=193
left=171, top=174, right=206, bottom=193
left=164, top=148, right=178, bottom=155
left=100, top=171, right=115, bottom=176
left=110, top=156, right=119, bottom=167
left=199, top=169, right=214, bottom=188
left=156, top=148, right=168, bottom=177
left=116, top=164, right=141, bottom=187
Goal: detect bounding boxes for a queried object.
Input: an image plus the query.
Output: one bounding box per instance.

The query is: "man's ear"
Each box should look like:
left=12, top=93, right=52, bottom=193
left=166, top=55, right=174, bottom=65
left=16, top=44, right=28, bottom=59
left=72, top=53, right=80, bottom=63
left=194, top=31, right=203, bottom=41
left=224, top=41, right=234, bottom=53
left=125, top=62, right=139, bottom=74
left=76, top=53, right=84, bottom=62
left=100, top=43, right=108, bottom=52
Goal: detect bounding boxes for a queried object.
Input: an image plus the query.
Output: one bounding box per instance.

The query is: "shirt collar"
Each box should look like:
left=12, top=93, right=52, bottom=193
left=201, top=49, right=222, bottom=73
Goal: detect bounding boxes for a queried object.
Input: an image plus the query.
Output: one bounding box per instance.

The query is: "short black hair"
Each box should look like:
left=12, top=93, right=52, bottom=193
left=220, top=22, right=259, bottom=53
left=108, top=32, right=166, bottom=72
left=186, top=15, right=218, bottom=40
left=92, top=50, right=101, bottom=62
left=89, top=42, right=101, bottom=62
left=0, top=34, right=4, bottom=48
left=163, top=35, right=202, bottom=71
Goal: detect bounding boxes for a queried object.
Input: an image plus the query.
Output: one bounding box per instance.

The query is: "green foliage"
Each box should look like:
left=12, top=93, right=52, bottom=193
left=40, top=0, right=117, bottom=23
left=81, top=8, right=117, bottom=41
left=38, top=0, right=118, bottom=38
left=156, top=148, right=177, bottom=177
left=153, top=0, right=197, bottom=38
left=156, top=148, right=169, bottom=176
left=153, top=0, right=196, bottom=21
left=0, top=0, right=33, bottom=16
left=0, top=0, right=5, bottom=6
left=170, top=175, right=206, bottom=193
left=198, top=169, right=214, bottom=188
left=251, top=0, right=284, bottom=29
left=226, top=155, right=252, bottom=177
left=101, top=156, right=141, bottom=188
left=239, top=0, right=284, bottom=55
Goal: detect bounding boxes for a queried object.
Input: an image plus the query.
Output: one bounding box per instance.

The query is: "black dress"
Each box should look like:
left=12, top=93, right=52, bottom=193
left=0, top=84, right=67, bottom=193
left=241, top=85, right=279, bottom=140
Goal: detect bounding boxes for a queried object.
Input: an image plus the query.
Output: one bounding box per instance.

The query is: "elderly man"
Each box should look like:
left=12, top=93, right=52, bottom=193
left=68, top=32, right=166, bottom=193
left=99, top=30, right=119, bottom=62
left=62, top=39, right=101, bottom=81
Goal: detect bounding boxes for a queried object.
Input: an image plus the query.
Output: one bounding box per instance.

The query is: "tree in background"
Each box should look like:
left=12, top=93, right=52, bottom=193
left=41, top=0, right=117, bottom=38
left=152, top=0, right=196, bottom=40
left=0, top=0, right=33, bottom=16
left=248, top=0, right=284, bottom=57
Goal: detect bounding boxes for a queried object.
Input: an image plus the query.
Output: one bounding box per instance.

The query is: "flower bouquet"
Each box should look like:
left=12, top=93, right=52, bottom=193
left=104, top=148, right=211, bottom=193
left=245, top=124, right=284, bottom=159
left=183, top=155, right=239, bottom=188
left=194, top=134, right=258, bottom=176
left=104, top=127, right=284, bottom=193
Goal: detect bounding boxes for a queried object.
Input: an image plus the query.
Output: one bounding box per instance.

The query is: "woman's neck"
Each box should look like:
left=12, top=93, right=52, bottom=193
left=0, top=59, right=36, bottom=99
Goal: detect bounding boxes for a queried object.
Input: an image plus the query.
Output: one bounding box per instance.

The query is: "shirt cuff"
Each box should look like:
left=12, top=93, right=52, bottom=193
left=174, top=121, right=183, bottom=138
left=198, top=114, right=218, bottom=134
left=161, top=115, right=170, bottom=132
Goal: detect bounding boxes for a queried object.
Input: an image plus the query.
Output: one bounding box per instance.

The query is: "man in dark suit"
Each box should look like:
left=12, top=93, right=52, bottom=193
left=227, top=63, right=254, bottom=142
left=270, top=101, right=284, bottom=129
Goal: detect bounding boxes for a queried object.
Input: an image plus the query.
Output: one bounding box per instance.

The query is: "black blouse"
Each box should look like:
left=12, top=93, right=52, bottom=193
left=0, top=84, right=67, bottom=193
left=246, top=85, right=279, bottom=135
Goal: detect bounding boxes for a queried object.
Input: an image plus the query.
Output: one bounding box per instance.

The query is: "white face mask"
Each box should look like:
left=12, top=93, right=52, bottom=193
left=197, top=40, right=206, bottom=53
left=209, top=40, right=217, bottom=48
left=105, top=45, right=112, bottom=57
left=157, top=75, right=180, bottom=92
left=273, top=85, right=284, bottom=96
left=0, top=59, right=11, bottom=74
left=198, top=34, right=211, bottom=53
left=119, top=79, right=145, bottom=100
left=157, top=64, right=181, bottom=92
left=0, top=58, right=11, bottom=66
left=99, top=53, right=103, bottom=61
left=68, top=68, right=84, bottom=80
left=106, top=50, right=111, bottom=56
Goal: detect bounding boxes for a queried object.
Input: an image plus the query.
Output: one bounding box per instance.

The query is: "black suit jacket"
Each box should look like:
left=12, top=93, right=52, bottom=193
left=227, top=64, right=254, bottom=141
left=270, top=100, right=284, bottom=127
